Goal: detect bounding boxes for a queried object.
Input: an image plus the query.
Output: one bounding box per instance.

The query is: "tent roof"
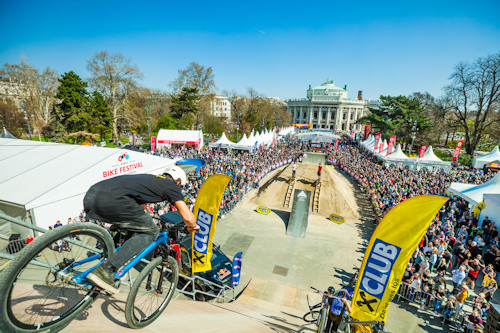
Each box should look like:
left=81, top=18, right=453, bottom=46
left=0, top=138, right=176, bottom=210
left=418, top=146, right=443, bottom=162
left=156, top=129, right=203, bottom=145
left=236, top=133, right=249, bottom=145
left=448, top=172, right=500, bottom=206
left=384, top=144, right=409, bottom=160
left=1, top=127, right=17, bottom=139
left=212, top=132, right=234, bottom=145
left=473, top=146, right=500, bottom=168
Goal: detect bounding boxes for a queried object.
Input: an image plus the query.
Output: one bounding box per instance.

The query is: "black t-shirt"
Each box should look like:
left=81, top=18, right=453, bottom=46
left=91, top=174, right=184, bottom=204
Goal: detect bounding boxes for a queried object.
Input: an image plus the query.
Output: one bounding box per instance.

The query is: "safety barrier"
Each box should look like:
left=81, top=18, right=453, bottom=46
left=395, top=281, right=473, bottom=331
left=0, top=212, right=236, bottom=304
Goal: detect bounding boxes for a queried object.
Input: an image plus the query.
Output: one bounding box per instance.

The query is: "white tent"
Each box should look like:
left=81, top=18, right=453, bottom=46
left=156, top=129, right=203, bottom=150
left=361, top=135, right=373, bottom=147
left=374, top=140, right=388, bottom=156
left=382, top=144, right=410, bottom=167
left=473, top=146, right=500, bottom=169
left=279, top=127, right=296, bottom=136
left=480, top=194, right=500, bottom=229
left=415, top=146, right=451, bottom=172
left=233, top=134, right=254, bottom=151
left=208, top=132, right=235, bottom=149
left=0, top=138, right=176, bottom=233
left=236, top=133, right=249, bottom=145
left=448, top=172, right=500, bottom=207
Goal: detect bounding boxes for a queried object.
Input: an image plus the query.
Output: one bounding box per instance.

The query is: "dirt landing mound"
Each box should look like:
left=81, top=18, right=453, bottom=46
left=251, top=163, right=358, bottom=220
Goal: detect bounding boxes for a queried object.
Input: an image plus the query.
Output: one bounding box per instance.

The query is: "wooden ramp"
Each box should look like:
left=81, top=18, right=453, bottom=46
left=283, top=178, right=295, bottom=208
left=312, top=181, right=321, bottom=214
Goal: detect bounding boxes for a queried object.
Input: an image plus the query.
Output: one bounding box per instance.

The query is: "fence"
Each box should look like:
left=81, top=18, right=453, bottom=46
left=0, top=212, right=236, bottom=304
left=395, top=281, right=482, bottom=333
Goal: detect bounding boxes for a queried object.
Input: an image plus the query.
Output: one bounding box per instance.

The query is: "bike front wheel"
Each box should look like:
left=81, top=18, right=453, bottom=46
left=125, top=256, right=179, bottom=329
left=0, top=222, right=115, bottom=333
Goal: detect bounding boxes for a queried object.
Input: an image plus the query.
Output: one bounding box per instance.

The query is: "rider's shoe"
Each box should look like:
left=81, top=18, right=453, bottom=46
left=87, top=265, right=120, bottom=294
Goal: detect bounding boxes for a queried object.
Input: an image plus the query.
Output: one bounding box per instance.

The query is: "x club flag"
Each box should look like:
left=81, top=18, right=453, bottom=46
left=419, top=145, right=428, bottom=158
left=364, top=125, right=370, bottom=140
left=191, top=174, right=231, bottom=273
left=328, top=140, right=332, bottom=152
left=232, top=252, right=243, bottom=287
left=374, top=134, right=381, bottom=150
left=350, top=196, right=448, bottom=322
left=452, top=140, right=464, bottom=161
left=350, top=129, right=355, bottom=138
left=334, top=140, right=339, bottom=150
left=151, top=136, right=156, bottom=153
left=386, top=136, right=396, bottom=155
left=379, top=140, right=385, bottom=154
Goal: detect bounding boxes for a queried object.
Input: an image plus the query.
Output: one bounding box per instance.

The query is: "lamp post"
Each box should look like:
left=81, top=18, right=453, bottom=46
left=145, top=105, right=151, bottom=147
left=22, top=103, right=32, bottom=140
left=261, top=114, right=267, bottom=132
left=236, top=112, right=242, bottom=142
left=408, top=114, right=419, bottom=156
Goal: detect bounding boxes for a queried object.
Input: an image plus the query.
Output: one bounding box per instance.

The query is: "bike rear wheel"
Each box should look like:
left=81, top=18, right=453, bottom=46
left=303, top=310, right=321, bottom=322
left=125, top=256, right=179, bottom=328
left=0, top=223, right=114, bottom=333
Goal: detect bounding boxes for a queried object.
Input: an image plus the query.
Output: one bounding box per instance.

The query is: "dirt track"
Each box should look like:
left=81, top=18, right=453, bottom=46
left=251, top=163, right=359, bottom=221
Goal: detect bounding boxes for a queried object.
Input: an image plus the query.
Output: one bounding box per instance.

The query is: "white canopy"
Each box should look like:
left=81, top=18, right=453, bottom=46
left=233, top=133, right=256, bottom=151
left=361, top=135, right=373, bottom=147
left=473, top=146, right=500, bottom=169
left=448, top=172, right=500, bottom=206
left=279, top=127, right=296, bottom=136
left=415, top=146, right=451, bottom=172
left=382, top=144, right=410, bottom=167
left=236, top=133, right=249, bottom=145
left=294, top=132, right=341, bottom=143
left=208, top=132, right=234, bottom=149
left=0, top=138, right=176, bottom=231
left=375, top=140, right=388, bottom=156
left=156, top=129, right=203, bottom=149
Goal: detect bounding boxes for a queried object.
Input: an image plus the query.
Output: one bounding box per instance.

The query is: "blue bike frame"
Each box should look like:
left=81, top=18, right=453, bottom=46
left=66, top=231, right=170, bottom=287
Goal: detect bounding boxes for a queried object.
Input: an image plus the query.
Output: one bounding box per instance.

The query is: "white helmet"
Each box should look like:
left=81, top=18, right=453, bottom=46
left=163, top=165, right=187, bottom=186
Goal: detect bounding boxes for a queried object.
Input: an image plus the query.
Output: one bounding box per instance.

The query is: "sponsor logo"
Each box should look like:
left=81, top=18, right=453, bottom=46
left=193, top=209, right=213, bottom=254
left=217, top=268, right=231, bottom=280
left=118, top=153, right=129, bottom=161
left=356, top=239, right=401, bottom=314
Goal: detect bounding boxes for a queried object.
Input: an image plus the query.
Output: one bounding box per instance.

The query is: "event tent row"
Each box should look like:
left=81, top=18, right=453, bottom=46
left=0, top=138, right=176, bottom=234
left=209, top=129, right=279, bottom=151
left=473, top=146, right=500, bottom=169
left=360, top=135, right=451, bottom=172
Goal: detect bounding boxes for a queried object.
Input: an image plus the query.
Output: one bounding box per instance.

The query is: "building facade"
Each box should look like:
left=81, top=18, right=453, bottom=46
left=209, top=95, right=232, bottom=120
left=287, top=79, right=369, bottom=132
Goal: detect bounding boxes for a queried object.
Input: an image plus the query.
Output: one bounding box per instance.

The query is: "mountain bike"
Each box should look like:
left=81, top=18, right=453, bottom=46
left=303, top=287, right=331, bottom=332
left=0, top=221, right=182, bottom=332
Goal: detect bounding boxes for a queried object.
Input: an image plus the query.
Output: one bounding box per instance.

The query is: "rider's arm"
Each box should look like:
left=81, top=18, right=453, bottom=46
left=342, top=297, right=353, bottom=314
left=173, top=200, right=198, bottom=231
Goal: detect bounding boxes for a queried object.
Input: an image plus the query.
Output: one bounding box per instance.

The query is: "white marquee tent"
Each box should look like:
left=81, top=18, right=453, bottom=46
left=415, top=146, right=451, bottom=172
left=208, top=132, right=235, bottom=149
left=156, top=129, right=203, bottom=150
left=448, top=172, right=500, bottom=207
left=0, top=138, right=176, bottom=235
left=473, top=146, right=500, bottom=169
left=481, top=194, right=500, bottom=229
left=382, top=144, right=409, bottom=167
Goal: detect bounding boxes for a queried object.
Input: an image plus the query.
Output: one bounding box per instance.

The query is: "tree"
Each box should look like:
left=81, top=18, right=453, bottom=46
left=88, top=91, right=113, bottom=140
left=87, top=51, right=143, bottom=141
left=0, top=100, right=26, bottom=137
left=445, top=53, right=500, bottom=155
left=169, top=62, right=216, bottom=95
left=155, top=114, right=179, bottom=131
left=170, top=87, right=199, bottom=129
left=357, top=95, right=432, bottom=148
left=0, top=60, right=59, bottom=131
left=203, top=115, right=227, bottom=136
left=54, top=71, right=90, bottom=133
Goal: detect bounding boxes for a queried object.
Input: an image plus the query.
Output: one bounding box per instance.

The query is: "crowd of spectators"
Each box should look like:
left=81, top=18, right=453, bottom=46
left=327, top=137, right=498, bottom=331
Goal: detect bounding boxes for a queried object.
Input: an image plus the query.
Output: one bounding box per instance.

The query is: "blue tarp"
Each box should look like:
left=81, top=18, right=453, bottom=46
left=176, top=158, right=206, bottom=171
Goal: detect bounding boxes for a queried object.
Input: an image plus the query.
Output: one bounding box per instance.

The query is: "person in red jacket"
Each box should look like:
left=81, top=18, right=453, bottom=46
left=317, top=163, right=323, bottom=183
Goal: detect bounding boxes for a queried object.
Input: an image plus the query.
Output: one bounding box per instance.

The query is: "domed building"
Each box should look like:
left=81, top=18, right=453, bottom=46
left=287, top=79, right=369, bottom=132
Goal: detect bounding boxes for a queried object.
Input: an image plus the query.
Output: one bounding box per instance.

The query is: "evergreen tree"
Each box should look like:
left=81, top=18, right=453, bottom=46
left=170, top=87, right=199, bottom=129
left=89, top=91, right=113, bottom=141
left=55, top=71, right=90, bottom=133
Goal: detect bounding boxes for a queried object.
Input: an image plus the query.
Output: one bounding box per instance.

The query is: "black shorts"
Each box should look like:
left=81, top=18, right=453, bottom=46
left=467, top=273, right=478, bottom=281
left=318, top=171, right=322, bottom=176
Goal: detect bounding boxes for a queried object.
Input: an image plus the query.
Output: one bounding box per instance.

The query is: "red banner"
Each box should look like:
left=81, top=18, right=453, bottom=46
left=334, top=140, right=339, bottom=150
left=419, top=145, right=428, bottom=158
left=364, top=125, right=370, bottom=140
left=350, top=129, right=355, bottom=138
left=386, top=136, right=396, bottom=155
left=151, top=136, right=156, bottom=153
left=328, top=140, right=332, bottom=152
left=452, top=140, right=464, bottom=161
left=374, top=134, right=381, bottom=150
left=379, top=140, right=384, bottom=153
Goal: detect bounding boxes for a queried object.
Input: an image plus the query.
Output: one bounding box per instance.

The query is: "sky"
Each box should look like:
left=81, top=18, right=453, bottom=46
left=1, top=0, right=499, bottom=101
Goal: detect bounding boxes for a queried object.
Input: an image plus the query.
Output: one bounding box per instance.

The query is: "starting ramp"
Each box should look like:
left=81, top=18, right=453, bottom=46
left=286, top=189, right=311, bottom=238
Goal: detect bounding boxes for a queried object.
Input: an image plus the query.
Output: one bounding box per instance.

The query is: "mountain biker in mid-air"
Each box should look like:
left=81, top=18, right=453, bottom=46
left=84, top=166, right=199, bottom=293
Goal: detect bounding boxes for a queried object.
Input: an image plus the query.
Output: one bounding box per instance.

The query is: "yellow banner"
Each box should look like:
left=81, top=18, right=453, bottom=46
left=351, top=195, right=448, bottom=322
left=192, top=174, right=230, bottom=273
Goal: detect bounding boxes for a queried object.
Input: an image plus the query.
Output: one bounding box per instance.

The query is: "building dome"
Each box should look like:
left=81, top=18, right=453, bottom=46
left=311, top=79, right=345, bottom=93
